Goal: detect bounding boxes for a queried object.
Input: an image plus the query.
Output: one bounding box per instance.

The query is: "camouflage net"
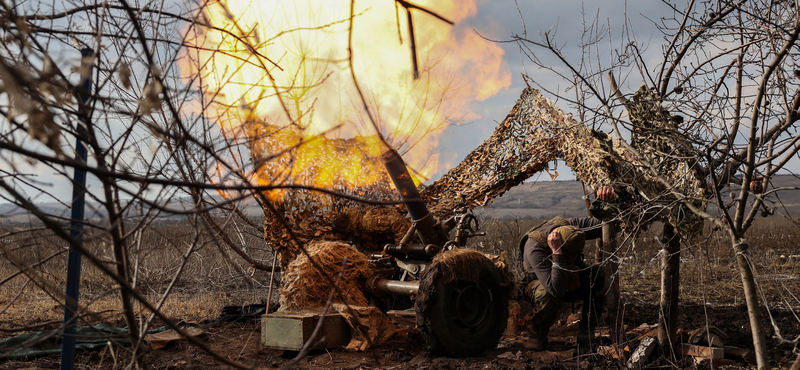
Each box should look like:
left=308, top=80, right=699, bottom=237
left=422, top=87, right=622, bottom=219
left=422, top=87, right=707, bottom=232
left=252, top=87, right=707, bottom=269
left=621, top=86, right=708, bottom=232
left=245, top=121, right=400, bottom=268
left=278, top=240, right=397, bottom=349
left=484, top=251, right=517, bottom=299
left=333, top=304, right=397, bottom=351
left=331, top=206, right=411, bottom=252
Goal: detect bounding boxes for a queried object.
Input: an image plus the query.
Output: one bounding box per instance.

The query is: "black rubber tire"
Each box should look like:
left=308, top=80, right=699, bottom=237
left=415, top=251, right=508, bottom=357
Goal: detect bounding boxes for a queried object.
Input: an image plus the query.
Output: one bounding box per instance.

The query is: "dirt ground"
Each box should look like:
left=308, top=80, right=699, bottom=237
left=2, top=300, right=798, bottom=370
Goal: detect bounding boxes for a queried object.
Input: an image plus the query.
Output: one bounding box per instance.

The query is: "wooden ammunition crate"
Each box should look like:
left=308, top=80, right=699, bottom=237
left=261, top=311, right=351, bottom=351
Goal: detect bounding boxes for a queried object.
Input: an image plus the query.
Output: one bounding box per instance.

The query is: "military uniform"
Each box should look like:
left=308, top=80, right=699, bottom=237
left=519, top=217, right=606, bottom=350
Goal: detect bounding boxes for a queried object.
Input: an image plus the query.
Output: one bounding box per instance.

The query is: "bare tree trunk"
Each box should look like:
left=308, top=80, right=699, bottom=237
left=601, top=219, right=622, bottom=343
left=658, top=224, right=680, bottom=358
left=734, top=242, right=769, bottom=369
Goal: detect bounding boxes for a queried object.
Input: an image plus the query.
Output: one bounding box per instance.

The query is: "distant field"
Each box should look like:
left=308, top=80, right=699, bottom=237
left=1, top=216, right=797, bottom=327
left=3, top=175, right=799, bottom=224
left=2, top=176, right=799, bottom=338
left=482, top=174, right=800, bottom=219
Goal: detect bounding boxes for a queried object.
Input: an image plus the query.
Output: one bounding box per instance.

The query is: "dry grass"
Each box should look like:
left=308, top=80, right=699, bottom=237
left=1, top=216, right=798, bottom=339
left=469, top=217, right=800, bottom=310
left=0, top=219, right=277, bottom=336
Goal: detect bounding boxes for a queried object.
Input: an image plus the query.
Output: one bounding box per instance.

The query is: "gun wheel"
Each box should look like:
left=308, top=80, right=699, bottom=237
left=415, top=249, right=508, bottom=357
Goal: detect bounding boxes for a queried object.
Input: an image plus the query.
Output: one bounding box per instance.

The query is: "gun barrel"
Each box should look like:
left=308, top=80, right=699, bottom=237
left=374, top=279, right=419, bottom=296
left=380, top=149, right=429, bottom=221
left=381, top=149, right=444, bottom=246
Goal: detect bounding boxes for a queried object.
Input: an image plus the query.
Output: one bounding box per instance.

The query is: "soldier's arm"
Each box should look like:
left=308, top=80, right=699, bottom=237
left=527, top=236, right=570, bottom=298
left=566, top=185, right=616, bottom=241
left=567, top=217, right=603, bottom=240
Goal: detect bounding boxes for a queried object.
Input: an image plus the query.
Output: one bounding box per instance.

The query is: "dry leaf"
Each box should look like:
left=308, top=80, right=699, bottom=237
left=118, top=62, right=132, bottom=89
left=139, top=80, right=163, bottom=116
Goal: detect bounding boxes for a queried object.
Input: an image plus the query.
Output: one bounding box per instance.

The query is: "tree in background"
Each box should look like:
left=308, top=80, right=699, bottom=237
left=510, top=1, right=800, bottom=368
left=0, top=0, right=507, bottom=367
left=0, top=1, right=280, bottom=366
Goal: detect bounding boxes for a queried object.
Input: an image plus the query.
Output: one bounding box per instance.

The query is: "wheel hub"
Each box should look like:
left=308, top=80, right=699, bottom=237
left=449, top=282, right=493, bottom=335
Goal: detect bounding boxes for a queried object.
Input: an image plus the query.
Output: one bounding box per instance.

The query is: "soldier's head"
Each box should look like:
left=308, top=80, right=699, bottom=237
left=555, top=226, right=586, bottom=256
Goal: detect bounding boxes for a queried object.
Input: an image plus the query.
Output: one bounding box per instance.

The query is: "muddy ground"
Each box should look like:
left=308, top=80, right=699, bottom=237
left=2, top=301, right=798, bottom=369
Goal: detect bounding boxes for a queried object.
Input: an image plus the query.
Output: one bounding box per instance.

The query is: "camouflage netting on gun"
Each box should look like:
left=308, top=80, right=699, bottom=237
left=421, top=87, right=707, bottom=232
left=279, top=240, right=374, bottom=310
left=279, top=240, right=397, bottom=350
left=422, top=87, right=623, bottom=218
left=250, top=87, right=707, bottom=269
left=245, top=121, right=402, bottom=268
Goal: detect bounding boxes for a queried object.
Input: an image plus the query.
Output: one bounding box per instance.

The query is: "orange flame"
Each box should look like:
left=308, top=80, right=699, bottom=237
left=180, top=0, right=510, bottom=197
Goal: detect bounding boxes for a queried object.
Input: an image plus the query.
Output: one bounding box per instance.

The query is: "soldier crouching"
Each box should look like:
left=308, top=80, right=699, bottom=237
left=519, top=185, right=614, bottom=351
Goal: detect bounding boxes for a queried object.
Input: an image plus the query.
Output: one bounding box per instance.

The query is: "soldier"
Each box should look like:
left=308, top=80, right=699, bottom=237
left=520, top=185, right=615, bottom=351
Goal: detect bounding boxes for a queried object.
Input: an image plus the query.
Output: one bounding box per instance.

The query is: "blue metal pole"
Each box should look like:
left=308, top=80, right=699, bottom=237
left=61, top=47, right=94, bottom=370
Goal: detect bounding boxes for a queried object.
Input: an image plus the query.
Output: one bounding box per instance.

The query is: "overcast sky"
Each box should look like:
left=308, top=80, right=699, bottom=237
left=12, top=0, right=794, bottom=205
left=435, top=0, right=676, bottom=183
left=1, top=1, right=678, bottom=205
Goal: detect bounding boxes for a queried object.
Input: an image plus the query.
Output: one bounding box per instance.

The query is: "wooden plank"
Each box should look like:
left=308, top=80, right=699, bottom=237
left=261, top=312, right=351, bottom=351
left=386, top=309, right=416, bottom=317
left=678, top=343, right=723, bottom=359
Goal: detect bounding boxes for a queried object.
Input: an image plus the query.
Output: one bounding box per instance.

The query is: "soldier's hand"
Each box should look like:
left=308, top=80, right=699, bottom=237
left=548, top=228, right=563, bottom=255
left=596, top=185, right=615, bottom=202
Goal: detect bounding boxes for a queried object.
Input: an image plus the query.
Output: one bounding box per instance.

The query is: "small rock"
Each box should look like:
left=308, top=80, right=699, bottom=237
left=627, top=337, right=656, bottom=369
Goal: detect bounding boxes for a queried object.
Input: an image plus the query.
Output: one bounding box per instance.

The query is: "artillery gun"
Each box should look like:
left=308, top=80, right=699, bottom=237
left=363, top=149, right=509, bottom=357
left=262, top=87, right=674, bottom=356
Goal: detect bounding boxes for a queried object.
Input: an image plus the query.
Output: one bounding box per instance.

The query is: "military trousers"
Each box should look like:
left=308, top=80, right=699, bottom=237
left=523, top=264, right=606, bottom=337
